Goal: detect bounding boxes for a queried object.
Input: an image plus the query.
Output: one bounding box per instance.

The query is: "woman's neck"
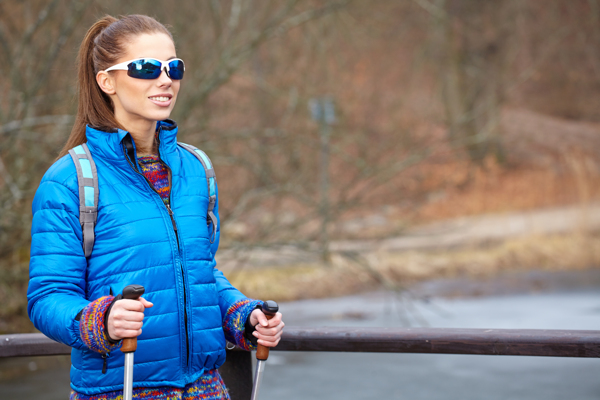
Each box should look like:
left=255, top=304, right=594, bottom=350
left=119, top=119, right=158, bottom=157
left=134, top=135, right=157, bottom=157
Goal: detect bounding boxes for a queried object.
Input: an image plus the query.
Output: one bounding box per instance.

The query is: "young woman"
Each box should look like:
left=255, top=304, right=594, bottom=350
left=27, top=14, right=284, bottom=400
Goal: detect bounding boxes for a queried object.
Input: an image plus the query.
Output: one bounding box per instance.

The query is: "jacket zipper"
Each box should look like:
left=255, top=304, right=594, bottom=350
left=122, top=131, right=190, bottom=370
left=101, top=352, right=109, bottom=374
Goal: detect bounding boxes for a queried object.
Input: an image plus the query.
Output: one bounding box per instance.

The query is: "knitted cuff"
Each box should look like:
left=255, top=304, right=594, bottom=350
left=78, top=296, right=121, bottom=354
left=244, top=309, right=259, bottom=346
left=223, top=299, right=262, bottom=351
left=103, top=295, right=122, bottom=344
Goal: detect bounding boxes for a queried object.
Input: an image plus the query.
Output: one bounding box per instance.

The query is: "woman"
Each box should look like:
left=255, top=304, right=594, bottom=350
left=27, top=14, right=284, bottom=400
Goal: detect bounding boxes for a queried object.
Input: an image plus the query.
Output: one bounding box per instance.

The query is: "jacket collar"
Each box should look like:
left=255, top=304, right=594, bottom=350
left=85, top=119, right=178, bottom=161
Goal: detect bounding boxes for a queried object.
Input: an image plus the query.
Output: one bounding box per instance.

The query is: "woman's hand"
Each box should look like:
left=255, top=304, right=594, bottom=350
left=249, top=309, right=284, bottom=347
left=106, top=297, right=153, bottom=341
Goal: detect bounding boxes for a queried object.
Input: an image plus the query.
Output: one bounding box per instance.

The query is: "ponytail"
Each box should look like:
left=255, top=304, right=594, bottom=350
left=58, top=15, right=173, bottom=159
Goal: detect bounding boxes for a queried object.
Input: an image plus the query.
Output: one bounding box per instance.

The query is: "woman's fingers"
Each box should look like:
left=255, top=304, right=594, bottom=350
left=111, top=306, right=144, bottom=321
left=253, top=319, right=284, bottom=347
left=254, top=324, right=284, bottom=339
left=266, top=313, right=282, bottom=327
left=249, top=309, right=266, bottom=327
left=112, top=317, right=144, bottom=330
left=119, top=299, right=147, bottom=312
left=139, top=297, right=153, bottom=308
left=107, top=322, right=143, bottom=340
left=106, top=297, right=152, bottom=340
left=255, top=330, right=283, bottom=347
left=250, top=310, right=283, bottom=328
left=247, top=309, right=285, bottom=347
left=255, top=321, right=284, bottom=337
left=254, top=329, right=283, bottom=342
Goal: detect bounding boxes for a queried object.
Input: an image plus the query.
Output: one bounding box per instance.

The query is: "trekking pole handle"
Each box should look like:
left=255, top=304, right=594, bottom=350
left=256, top=300, right=279, bottom=361
left=120, top=284, right=145, bottom=353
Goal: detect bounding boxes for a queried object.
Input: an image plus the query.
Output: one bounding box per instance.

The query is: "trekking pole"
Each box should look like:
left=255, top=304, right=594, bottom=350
left=120, top=284, right=145, bottom=400
left=250, top=300, right=279, bottom=400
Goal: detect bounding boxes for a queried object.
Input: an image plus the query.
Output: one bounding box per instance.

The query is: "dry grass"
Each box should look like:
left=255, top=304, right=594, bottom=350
left=378, top=233, right=600, bottom=280
left=227, top=232, right=600, bottom=302
left=226, top=263, right=379, bottom=302
left=414, top=150, right=600, bottom=225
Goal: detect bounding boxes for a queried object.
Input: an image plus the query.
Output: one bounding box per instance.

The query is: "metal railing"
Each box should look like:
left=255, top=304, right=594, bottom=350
left=2, top=328, right=599, bottom=400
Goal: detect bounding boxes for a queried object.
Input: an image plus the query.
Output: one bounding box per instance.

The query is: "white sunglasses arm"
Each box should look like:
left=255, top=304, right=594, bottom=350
left=103, top=61, right=130, bottom=73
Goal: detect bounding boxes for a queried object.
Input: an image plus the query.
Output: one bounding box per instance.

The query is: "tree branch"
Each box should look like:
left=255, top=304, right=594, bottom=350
left=26, top=0, right=93, bottom=111
left=0, top=154, right=22, bottom=201
left=181, top=0, right=349, bottom=118
left=0, top=115, right=74, bottom=136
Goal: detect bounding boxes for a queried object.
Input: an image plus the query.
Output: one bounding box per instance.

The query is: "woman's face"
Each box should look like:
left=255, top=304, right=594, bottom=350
left=99, top=32, right=181, bottom=129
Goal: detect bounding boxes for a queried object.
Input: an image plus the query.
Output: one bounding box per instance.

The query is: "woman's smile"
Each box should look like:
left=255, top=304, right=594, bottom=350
left=148, top=93, right=173, bottom=106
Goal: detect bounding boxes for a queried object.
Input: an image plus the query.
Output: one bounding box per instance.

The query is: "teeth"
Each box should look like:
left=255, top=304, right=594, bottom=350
left=149, top=96, right=170, bottom=102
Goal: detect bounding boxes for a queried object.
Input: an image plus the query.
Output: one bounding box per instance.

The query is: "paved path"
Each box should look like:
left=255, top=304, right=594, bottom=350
left=369, top=202, right=600, bottom=252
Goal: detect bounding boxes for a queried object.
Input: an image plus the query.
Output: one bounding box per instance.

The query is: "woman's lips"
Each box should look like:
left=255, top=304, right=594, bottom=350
left=148, top=95, right=172, bottom=107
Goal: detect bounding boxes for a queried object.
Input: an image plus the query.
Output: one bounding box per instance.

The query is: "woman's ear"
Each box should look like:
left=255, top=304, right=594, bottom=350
left=96, top=71, right=116, bottom=95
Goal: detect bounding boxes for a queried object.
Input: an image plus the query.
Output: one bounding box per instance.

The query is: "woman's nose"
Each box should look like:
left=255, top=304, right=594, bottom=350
left=157, top=68, right=172, bottom=85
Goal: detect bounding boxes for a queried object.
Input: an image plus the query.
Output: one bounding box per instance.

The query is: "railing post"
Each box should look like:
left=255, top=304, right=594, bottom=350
left=219, top=349, right=253, bottom=400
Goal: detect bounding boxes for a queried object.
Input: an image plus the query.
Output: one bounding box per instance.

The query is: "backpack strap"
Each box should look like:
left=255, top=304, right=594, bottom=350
left=178, top=142, right=218, bottom=243
left=68, top=143, right=99, bottom=258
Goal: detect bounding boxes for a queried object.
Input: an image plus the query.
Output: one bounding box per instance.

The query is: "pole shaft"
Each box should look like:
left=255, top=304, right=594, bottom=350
left=123, top=352, right=134, bottom=400
left=249, top=359, right=266, bottom=400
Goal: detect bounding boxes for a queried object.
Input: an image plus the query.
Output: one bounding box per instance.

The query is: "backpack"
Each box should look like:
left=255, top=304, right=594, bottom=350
left=68, top=142, right=217, bottom=257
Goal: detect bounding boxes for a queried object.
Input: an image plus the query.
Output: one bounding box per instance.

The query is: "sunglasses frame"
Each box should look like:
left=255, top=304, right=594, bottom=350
left=103, top=58, right=185, bottom=80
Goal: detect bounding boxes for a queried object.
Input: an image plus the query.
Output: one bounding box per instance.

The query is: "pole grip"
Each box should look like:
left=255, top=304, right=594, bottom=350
left=120, top=285, right=145, bottom=354
left=255, top=300, right=279, bottom=361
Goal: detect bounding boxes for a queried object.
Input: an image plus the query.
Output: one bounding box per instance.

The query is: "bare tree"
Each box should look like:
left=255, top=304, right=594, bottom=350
left=425, top=0, right=519, bottom=165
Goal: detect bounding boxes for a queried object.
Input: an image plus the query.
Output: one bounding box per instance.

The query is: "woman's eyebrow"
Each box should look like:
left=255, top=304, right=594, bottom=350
left=167, top=56, right=178, bottom=61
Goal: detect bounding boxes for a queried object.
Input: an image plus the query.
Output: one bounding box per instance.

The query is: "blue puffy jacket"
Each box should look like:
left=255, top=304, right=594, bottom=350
left=27, top=120, right=247, bottom=394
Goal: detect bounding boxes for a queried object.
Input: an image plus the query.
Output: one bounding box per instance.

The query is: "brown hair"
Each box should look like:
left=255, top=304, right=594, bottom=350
left=58, top=14, right=173, bottom=158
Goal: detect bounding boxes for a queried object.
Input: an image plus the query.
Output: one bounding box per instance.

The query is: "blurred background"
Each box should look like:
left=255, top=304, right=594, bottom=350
left=1, top=1, right=600, bottom=399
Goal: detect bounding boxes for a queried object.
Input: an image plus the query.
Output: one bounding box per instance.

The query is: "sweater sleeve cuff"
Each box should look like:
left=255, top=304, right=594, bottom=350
left=223, top=299, right=262, bottom=351
left=78, top=296, right=121, bottom=354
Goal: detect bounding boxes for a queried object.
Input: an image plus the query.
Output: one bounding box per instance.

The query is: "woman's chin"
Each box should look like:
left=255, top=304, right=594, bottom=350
left=148, top=109, right=174, bottom=122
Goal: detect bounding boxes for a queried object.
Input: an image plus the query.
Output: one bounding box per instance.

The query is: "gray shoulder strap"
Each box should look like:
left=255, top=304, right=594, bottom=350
left=177, top=142, right=218, bottom=243
left=68, top=143, right=99, bottom=258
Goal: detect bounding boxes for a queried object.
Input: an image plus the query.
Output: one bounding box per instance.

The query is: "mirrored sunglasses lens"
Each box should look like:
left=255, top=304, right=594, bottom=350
left=168, top=60, right=185, bottom=80
left=127, top=59, right=161, bottom=79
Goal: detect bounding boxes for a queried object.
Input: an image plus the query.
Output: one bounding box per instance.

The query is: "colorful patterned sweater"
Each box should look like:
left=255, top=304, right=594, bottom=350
left=138, top=154, right=171, bottom=205
left=72, top=154, right=262, bottom=399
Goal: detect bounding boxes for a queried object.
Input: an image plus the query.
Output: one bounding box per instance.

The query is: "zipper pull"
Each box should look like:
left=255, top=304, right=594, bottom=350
left=166, top=204, right=178, bottom=232
left=102, top=352, right=109, bottom=374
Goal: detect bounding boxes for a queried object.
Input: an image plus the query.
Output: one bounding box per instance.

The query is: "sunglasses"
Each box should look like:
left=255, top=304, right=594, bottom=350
left=104, top=58, right=185, bottom=80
